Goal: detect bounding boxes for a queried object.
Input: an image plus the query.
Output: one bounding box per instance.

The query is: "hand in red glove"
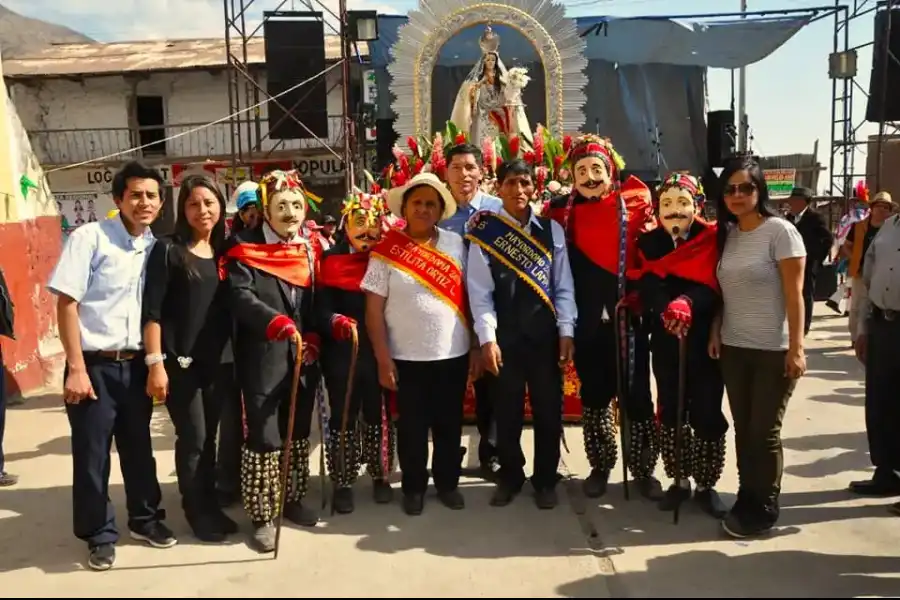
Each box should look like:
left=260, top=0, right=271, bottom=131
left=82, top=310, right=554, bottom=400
left=302, top=332, right=321, bottom=365
left=265, top=314, right=298, bottom=342
left=662, top=295, right=692, bottom=337
left=330, top=314, right=357, bottom=341
left=616, top=291, right=642, bottom=314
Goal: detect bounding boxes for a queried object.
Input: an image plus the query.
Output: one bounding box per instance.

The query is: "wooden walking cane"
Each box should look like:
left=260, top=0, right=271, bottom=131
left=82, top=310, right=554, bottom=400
left=614, top=304, right=632, bottom=501
left=332, top=324, right=359, bottom=516
left=673, top=332, right=687, bottom=525
left=274, top=332, right=305, bottom=560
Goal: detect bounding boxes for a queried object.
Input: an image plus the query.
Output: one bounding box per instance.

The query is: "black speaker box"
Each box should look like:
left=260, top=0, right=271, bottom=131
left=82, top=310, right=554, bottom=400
left=264, top=16, right=329, bottom=140
left=866, top=4, right=900, bottom=122
left=706, top=110, right=737, bottom=169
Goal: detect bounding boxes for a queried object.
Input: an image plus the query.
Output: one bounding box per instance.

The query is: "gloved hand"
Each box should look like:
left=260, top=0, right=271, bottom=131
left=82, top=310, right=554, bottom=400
left=302, top=332, right=321, bottom=365
left=265, top=314, right=297, bottom=342
left=662, top=295, right=692, bottom=336
left=330, top=314, right=357, bottom=341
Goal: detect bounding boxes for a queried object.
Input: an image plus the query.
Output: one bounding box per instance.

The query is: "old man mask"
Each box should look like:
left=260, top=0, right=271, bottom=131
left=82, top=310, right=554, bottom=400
left=259, top=169, right=309, bottom=240
left=657, top=173, right=703, bottom=237
left=568, top=135, right=624, bottom=200
left=341, top=190, right=388, bottom=252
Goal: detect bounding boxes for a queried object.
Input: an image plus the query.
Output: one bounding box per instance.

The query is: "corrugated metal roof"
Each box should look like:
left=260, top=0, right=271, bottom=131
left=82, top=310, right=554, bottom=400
left=1, top=36, right=364, bottom=78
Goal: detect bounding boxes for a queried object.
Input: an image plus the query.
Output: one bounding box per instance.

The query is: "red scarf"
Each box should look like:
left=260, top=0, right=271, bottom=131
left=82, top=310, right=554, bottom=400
left=638, top=220, right=720, bottom=294
left=218, top=242, right=313, bottom=287
left=319, top=251, right=370, bottom=292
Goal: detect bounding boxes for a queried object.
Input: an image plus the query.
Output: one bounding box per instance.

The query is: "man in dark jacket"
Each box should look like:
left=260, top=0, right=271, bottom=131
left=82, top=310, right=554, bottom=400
left=786, top=187, right=834, bottom=335
left=0, top=265, right=16, bottom=486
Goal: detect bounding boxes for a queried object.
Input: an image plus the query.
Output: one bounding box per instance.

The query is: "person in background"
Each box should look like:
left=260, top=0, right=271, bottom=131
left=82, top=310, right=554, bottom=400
left=363, top=172, right=475, bottom=516
left=466, top=159, right=576, bottom=509
left=710, top=155, right=807, bottom=539
left=842, top=189, right=895, bottom=345
left=230, top=180, right=262, bottom=236
left=850, top=209, right=900, bottom=500
left=784, top=187, right=833, bottom=336
left=142, top=175, right=237, bottom=542
left=321, top=214, right=338, bottom=246
left=47, top=161, right=177, bottom=572
left=439, top=142, right=503, bottom=477
left=0, top=264, right=16, bottom=487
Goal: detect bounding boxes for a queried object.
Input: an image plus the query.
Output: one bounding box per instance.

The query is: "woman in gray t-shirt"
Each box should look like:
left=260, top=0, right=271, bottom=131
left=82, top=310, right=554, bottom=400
left=709, top=156, right=807, bottom=540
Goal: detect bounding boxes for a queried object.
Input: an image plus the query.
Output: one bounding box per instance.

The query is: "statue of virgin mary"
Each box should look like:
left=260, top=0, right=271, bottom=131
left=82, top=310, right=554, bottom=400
left=449, top=26, right=534, bottom=147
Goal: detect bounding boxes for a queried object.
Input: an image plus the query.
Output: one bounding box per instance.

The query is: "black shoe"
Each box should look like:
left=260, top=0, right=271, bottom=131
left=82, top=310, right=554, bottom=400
left=88, top=543, right=115, bottom=571
left=332, top=487, right=355, bottom=514
left=490, top=484, right=518, bottom=507
left=534, top=488, right=558, bottom=510
left=848, top=475, right=900, bottom=497
left=284, top=501, right=319, bottom=527
left=658, top=483, right=692, bottom=512
left=0, top=471, right=18, bottom=487
left=694, top=488, right=728, bottom=519
left=722, top=499, right=776, bottom=539
left=437, top=489, right=465, bottom=510
left=211, top=507, right=239, bottom=535
left=372, top=479, right=394, bottom=504
left=188, top=514, right=227, bottom=543
left=403, top=493, right=425, bottom=515
left=582, top=469, right=609, bottom=498
left=637, top=476, right=665, bottom=501
left=130, top=521, right=177, bottom=549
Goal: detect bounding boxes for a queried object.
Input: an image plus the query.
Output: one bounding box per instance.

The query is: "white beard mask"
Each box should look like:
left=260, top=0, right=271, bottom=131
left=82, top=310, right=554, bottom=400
left=658, top=186, right=697, bottom=237
left=265, top=188, right=307, bottom=239
left=573, top=156, right=611, bottom=199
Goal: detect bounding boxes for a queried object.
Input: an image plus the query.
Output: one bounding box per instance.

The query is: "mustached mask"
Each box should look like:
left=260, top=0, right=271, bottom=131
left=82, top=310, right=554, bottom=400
left=567, top=135, right=625, bottom=200
left=259, top=169, right=319, bottom=240
left=656, top=173, right=704, bottom=237
left=340, top=190, right=389, bottom=252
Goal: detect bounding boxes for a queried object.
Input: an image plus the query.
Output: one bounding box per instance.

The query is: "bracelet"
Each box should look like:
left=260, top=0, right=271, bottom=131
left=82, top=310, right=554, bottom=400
left=145, top=353, right=166, bottom=366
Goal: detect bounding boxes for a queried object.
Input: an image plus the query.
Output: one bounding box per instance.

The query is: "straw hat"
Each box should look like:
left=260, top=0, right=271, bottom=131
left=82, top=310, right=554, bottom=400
left=386, top=172, right=457, bottom=221
left=872, top=190, right=894, bottom=207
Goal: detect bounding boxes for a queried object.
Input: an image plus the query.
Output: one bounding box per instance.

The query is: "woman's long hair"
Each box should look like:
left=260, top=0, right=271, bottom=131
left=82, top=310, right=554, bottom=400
left=170, top=175, right=227, bottom=279
left=715, top=155, right=776, bottom=254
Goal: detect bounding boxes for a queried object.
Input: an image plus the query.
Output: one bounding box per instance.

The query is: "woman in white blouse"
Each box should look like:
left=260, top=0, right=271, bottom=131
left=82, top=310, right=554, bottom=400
left=362, top=173, right=476, bottom=516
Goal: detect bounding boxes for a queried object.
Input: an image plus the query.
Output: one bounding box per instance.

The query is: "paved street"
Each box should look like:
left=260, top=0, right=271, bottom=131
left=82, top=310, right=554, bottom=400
left=0, top=306, right=897, bottom=597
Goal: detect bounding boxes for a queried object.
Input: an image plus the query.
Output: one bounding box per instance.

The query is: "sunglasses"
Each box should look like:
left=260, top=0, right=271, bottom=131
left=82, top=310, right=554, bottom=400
left=723, top=182, right=756, bottom=196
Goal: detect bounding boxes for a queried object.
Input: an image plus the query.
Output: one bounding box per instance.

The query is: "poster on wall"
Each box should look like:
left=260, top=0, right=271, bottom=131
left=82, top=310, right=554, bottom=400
left=55, top=192, right=114, bottom=234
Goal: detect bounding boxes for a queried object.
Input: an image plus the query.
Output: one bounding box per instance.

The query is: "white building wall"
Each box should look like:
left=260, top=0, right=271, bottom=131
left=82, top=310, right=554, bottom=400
left=8, top=68, right=345, bottom=166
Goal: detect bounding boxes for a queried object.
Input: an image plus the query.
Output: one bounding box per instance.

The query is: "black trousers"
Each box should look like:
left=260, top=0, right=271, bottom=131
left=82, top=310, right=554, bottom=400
left=65, top=356, right=163, bottom=547
left=395, top=355, right=468, bottom=495
left=864, top=311, right=900, bottom=476
left=651, top=328, right=727, bottom=439
left=491, top=334, right=562, bottom=490
left=324, top=346, right=382, bottom=431
left=803, top=278, right=814, bottom=336
left=215, top=361, right=243, bottom=497
left=165, top=357, right=229, bottom=521
left=574, top=317, right=653, bottom=420
left=244, top=365, right=318, bottom=453
left=474, top=376, right=496, bottom=463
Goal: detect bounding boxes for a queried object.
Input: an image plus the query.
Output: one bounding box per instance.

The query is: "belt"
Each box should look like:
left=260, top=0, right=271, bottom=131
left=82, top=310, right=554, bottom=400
left=84, top=350, right=140, bottom=362
left=872, top=306, right=899, bottom=322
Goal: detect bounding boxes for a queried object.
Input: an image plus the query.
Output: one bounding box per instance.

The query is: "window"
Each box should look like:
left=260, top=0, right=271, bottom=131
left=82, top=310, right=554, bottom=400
left=136, top=95, right=166, bottom=156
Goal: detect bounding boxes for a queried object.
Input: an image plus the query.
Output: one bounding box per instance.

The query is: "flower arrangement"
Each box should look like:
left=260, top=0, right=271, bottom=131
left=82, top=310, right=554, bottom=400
left=502, top=67, right=531, bottom=92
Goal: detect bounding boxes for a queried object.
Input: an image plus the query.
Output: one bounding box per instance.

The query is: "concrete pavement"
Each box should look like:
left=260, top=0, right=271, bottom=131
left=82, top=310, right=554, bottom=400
left=0, top=306, right=897, bottom=597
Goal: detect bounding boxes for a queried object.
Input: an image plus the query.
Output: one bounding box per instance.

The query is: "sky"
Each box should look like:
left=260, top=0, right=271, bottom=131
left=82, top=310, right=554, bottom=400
left=0, top=0, right=884, bottom=193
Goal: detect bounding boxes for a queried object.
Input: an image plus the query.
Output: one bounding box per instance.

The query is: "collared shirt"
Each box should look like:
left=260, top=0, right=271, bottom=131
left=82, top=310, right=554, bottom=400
left=466, top=207, right=578, bottom=345
left=47, top=216, right=155, bottom=352
left=439, top=191, right=503, bottom=236
left=859, top=214, right=900, bottom=335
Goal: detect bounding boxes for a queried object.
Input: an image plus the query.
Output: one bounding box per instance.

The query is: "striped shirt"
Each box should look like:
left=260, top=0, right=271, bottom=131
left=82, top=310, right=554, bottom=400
left=717, top=217, right=807, bottom=351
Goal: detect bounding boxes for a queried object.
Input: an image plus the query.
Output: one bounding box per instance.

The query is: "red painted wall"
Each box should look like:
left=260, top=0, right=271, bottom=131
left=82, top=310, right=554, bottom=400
left=0, top=215, right=63, bottom=396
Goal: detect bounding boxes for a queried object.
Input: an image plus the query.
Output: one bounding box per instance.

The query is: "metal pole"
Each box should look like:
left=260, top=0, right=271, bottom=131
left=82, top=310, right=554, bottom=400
left=737, top=0, right=748, bottom=153
left=339, top=0, right=355, bottom=191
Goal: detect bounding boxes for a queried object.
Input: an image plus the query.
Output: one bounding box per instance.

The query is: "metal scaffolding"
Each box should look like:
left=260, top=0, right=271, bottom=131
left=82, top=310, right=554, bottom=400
left=222, top=0, right=351, bottom=188
left=829, top=0, right=899, bottom=199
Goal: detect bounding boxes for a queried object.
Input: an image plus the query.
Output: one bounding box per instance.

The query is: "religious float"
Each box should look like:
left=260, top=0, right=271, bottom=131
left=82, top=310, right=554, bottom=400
left=381, top=0, right=590, bottom=422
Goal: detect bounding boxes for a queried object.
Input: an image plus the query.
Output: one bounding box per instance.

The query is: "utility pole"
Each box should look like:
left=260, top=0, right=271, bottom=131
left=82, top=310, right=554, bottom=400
left=737, top=0, right=748, bottom=153
left=339, top=0, right=355, bottom=191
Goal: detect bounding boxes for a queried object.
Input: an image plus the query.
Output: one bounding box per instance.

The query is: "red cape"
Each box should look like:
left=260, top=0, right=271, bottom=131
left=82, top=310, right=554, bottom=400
left=319, top=251, right=370, bottom=292
left=218, top=242, right=313, bottom=287
left=547, top=175, right=656, bottom=279
left=638, top=220, right=720, bottom=294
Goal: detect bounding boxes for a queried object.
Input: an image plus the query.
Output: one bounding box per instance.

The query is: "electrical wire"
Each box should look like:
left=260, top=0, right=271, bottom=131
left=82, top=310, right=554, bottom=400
left=43, top=59, right=344, bottom=174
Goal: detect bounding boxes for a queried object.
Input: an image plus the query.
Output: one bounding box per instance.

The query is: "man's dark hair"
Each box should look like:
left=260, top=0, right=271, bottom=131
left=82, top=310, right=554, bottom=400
left=496, top=158, right=533, bottom=184
left=446, top=143, right=482, bottom=164
left=111, top=161, right=164, bottom=200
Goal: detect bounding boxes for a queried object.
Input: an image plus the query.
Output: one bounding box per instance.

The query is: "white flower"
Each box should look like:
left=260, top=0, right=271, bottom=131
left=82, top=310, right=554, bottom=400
left=503, top=67, right=531, bottom=90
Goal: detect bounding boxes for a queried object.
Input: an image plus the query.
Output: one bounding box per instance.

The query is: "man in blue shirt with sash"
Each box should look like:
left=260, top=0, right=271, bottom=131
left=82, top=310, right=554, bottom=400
left=439, top=143, right=503, bottom=476
left=47, top=161, right=177, bottom=571
left=466, top=158, right=577, bottom=509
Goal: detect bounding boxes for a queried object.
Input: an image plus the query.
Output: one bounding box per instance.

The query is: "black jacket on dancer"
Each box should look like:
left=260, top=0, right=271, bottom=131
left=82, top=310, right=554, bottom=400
left=318, top=238, right=395, bottom=513
left=547, top=171, right=660, bottom=500
left=637, top=217, right=728, bottom=516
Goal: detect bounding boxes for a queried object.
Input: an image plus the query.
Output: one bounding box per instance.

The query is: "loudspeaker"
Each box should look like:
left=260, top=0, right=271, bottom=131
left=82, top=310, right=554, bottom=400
left=375, top=118, right=398, bottom=173
left=264, top=15, right=328, bottom=140
left=866, top=3, right=900, bottom=122
left=706, top=110, right=737, bottom=169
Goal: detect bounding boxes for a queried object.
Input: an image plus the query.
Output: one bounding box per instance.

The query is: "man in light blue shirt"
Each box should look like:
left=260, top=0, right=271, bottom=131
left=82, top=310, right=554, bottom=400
left=47, top=161, right=176, bottom=571
left=466, top=158, right=577, bottom=509
left=438, top=143, right=502, bottom=475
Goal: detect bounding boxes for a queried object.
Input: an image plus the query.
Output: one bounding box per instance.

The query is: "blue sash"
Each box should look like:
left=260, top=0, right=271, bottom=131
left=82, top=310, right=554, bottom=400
left=466, top=211, right=555, bottom=314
